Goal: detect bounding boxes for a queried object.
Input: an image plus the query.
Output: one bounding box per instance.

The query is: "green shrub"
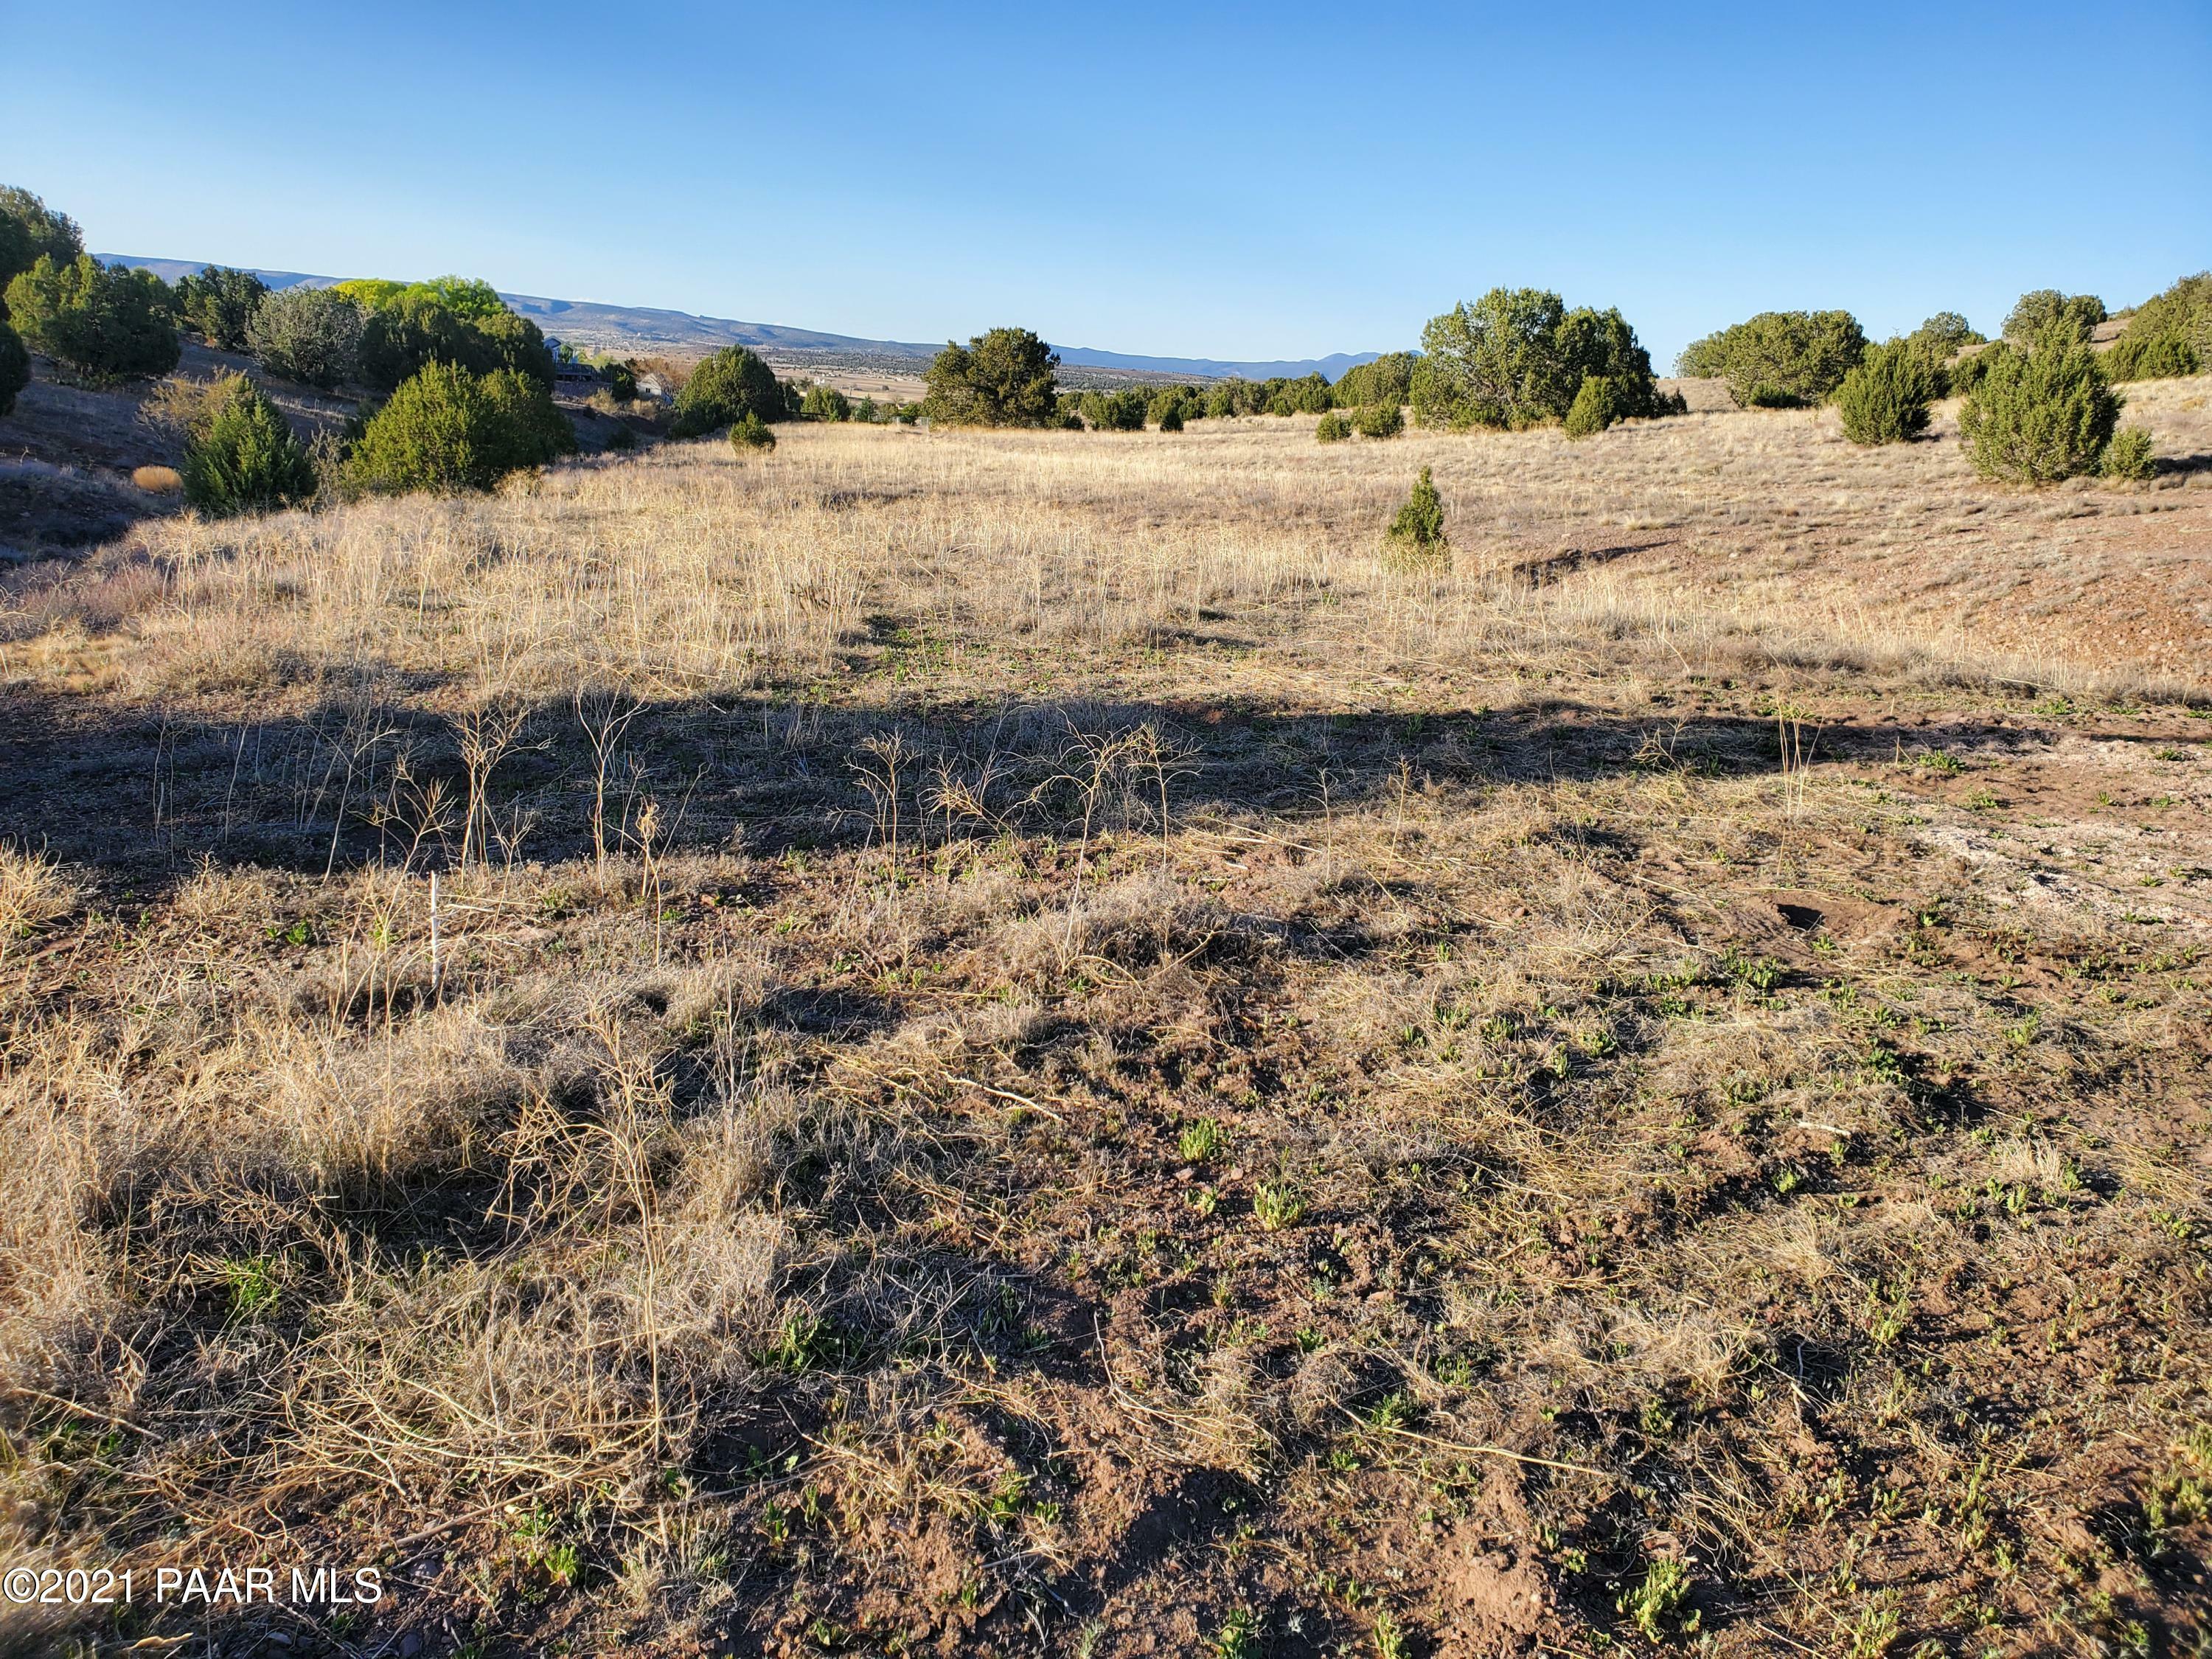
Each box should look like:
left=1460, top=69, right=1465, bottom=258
left=173, top=266, right=268, bottom=351
left=1563, top=375, right=1619, bottom=437
left=1203, top=384, right=1237, bottom=418
left=1385, top=466, right=1447, bottom=560
left=1354, top=403, right=1404, bottom=439
left=0, top=319, right=27, bottom=417
left=1907, top=311, right=1984, bottom=358
left=180, top=375, right=316, bottom=516
left=1959, top=342, right=2121, bottom=484
left=1332, top=351, right=1416, bottom=409
left=671, top=346, right=783, bottom=437
left=1947, top=343, right=2006, bottom=396
left=1835, top=338, right=1944, bottom=445
left=731, top=412, right=776, bottom=451
left=1147, top=385, right=1203, bottom=425
left=853, top=396, right=879, bottom=423
left=605, top=360, right=638, bottom=402
left=2107, top=273, right=2211, bottom=381
left=1158, top=404, right=1184, bottom=432
left=1080, top=389, right=1147, bottom=431
left=246, top=287, right=364, bottom=389
left=2102, top=425, right=2154, bottom=481
left=2107, top=328, right=2200, bottom=383
left=923, top=327, right=1059, bottom=426
left=4, top=254, right=179, bottom=384
left=1413, top=289, right=1663, bottom=429
left=603, top=424, right=638, bottom=452
left=343, top=361, right=574, bottom=495
left=1676, top=310, right=1868, bottom=408
left=0, top=187, right=83, bottom=289
left=1556, top=306, right=1665, bottom=417
left=2003, top=289, right=2106, bottom=349
left=800, top=383, right=852, bottom=422
left=358, top=293, right=553, bottom=394
left=1315, top=410, right=1348, bottom=443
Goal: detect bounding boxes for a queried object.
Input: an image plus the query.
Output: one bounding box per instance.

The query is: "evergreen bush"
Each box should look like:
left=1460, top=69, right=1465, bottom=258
left=1563, top=375, right=1619, bottom=438
left=2102, top=425, right=2154, bottom=481
left=922, top=327, right=1059, bottom=426
left=173, top=267, right=268, bottom=350
left=800, top=383, right=852, bottom=422
left=4, top=254, right=179, bottom=384
left=1384, top=467, right=1447, bottom=562
left=731, top=412, right=776, bottom=451
left=343, top=362, right=574, bottom=495
left=1354, top=403, right=1404, bottom=439
left=1314, top=411, right=1348, bottom=442
left=2106, top=273, right=2211, bottom=381
left=2107, top=329, right=2200, bottom=383
left=2003, top=289, right=2106, bottom=349
left=358, top=293, right=552, bottom=394
left=671, top=346, right=784, bottom=437
left=1674, top=310, right=1868, bottom=407
left=1157, top=404, right=1183, bottom=432
left=180, top=375, right=316, bottom=516
left=1835, top=338, right=1943, bottom=445
left=0, top=186, right=83, bottom=288
left=1958, top=343, right=2121, bottom=484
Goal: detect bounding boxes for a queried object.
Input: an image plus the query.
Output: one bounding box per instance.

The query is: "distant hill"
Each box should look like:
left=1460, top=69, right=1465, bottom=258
left=98, top=256, right=1383, bottom=383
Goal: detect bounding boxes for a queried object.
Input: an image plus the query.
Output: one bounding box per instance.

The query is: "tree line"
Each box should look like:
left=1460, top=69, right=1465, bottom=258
left=5, top=176, right=2207, bottom=509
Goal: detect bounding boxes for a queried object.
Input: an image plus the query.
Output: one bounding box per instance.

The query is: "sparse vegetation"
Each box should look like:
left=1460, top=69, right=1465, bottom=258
left=1, top=363, right=2209, bottom=1659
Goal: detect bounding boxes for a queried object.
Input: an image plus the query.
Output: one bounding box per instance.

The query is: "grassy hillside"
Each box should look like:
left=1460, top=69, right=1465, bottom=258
left=3, top=389, right=2211, bottom=1656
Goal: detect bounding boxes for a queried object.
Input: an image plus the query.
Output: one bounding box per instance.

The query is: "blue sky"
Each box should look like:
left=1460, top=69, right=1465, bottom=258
left=5, top=1, right=2207, bottom=367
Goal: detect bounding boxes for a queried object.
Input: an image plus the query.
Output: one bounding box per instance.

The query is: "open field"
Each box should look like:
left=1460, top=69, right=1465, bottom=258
left=3, top=390, right=2211, bottom=1656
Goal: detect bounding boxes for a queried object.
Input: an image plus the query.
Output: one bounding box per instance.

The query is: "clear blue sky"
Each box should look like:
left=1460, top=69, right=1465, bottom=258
left=6, top=1, right=2207, bottom=367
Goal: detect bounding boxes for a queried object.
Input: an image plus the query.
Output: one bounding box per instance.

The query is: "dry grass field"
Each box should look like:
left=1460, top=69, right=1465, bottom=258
left=3, top=386, right=2211, bottom=1657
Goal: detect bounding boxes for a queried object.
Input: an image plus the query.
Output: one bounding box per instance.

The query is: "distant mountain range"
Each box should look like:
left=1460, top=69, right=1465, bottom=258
left=99, top=256, right=1383, bottom=383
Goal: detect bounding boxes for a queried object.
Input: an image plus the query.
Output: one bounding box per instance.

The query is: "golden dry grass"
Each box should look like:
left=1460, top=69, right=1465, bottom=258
left=1, top=397, right=2210, bottom=1658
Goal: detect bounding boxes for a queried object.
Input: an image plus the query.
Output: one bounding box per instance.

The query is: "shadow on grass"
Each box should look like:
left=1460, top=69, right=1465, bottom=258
left=0, top=684, right=2083, bottom=895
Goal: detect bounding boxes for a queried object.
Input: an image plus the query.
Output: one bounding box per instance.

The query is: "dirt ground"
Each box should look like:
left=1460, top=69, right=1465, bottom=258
left=1, top=391, right=2208, bottom=1658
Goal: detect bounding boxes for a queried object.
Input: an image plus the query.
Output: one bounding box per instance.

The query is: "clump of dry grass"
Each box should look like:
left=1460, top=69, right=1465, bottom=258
left=0, top=841, right=77, bottom=944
